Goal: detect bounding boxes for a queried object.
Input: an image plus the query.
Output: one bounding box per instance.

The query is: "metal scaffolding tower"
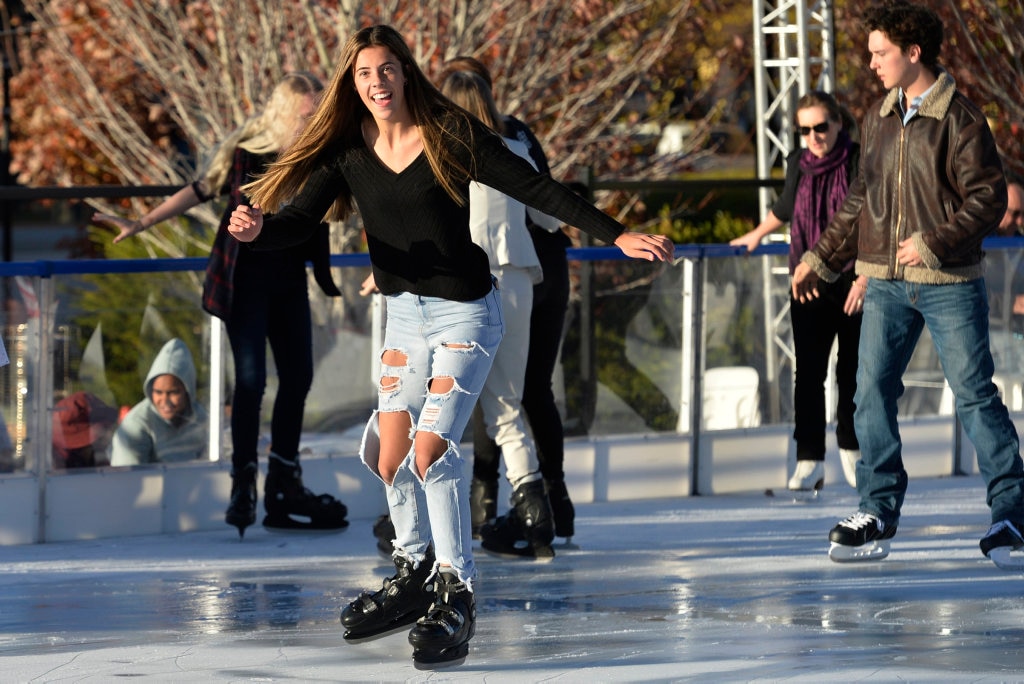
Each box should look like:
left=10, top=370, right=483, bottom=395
left=750, top=0, right=836, bottom=422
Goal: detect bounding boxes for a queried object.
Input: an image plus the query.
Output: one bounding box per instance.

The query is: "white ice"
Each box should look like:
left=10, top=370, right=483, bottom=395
left=1, top=475, right=1023, bottom=682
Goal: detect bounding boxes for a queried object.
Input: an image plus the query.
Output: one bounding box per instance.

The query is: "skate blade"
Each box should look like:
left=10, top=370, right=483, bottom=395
left=480, top=544, right=555, bottom=562
left=555, top=538, right=580, bottom=551
left=828, top=540, right=890, bottom=563
left=987, top=546, right=1024, bottom=571
left=786, top=488, right=822, bottom=503
left=343, top=620, right=418, bottom=644
left=262, top=515, right=349, bottom=533
left=225, top=516, right=255, bottom=539
left=412, top=642, right=469, bottom=669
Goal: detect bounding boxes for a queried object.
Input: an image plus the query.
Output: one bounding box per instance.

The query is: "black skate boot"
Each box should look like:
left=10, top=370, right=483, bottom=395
left=408, top=569, right=475, bottom=668
left=372, top=513, right=396, bottom=557
left=480, top=479, right=555, bottom=560
left=980, top=520, right=1024, bottom=569
left=225, top=463, right=257, bottom=538
left=547, top=479, right=575, bottom=539
left=263, top=452, right=348, bottom=531
left=341, top=551, right=435, bottom=641
left=470, top=477, right=497, bottom=540
left=828, top=510, right=897, bottom=562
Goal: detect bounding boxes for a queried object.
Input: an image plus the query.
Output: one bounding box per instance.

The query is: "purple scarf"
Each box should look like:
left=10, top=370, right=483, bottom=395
left=789, top=131, right=852, bottom=273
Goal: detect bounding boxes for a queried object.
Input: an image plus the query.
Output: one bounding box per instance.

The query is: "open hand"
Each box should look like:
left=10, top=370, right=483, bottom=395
left=613, top=232, right=674, bottom=262
left=792, top=262, right=821, bottom=302
left=843, top=277, right=867, bottom=316
left=92, top=212, right=143, bottom=244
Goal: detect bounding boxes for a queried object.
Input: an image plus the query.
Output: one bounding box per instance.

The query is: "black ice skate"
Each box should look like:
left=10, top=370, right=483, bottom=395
left=828, top=511, right=897, bottom=562
left=263, top=453, right=348, bottom=531
left=372, top=513, right=396, bottom=557
left=480, top=479, right=555, bottom=560
left=408, top=569, right=475, bottom=668
left=470, top=477, right=497, bottom=540
left=547, top=478, right=575, bottom=539
left=980, top=520, right=1024, bottom=570
left=225, top=463, right=257, bottom=538
left=341, top=551, right=435, bottom=641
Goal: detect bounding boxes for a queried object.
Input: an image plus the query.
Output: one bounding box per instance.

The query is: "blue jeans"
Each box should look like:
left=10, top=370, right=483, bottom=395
left=359, top=287, right=504, bottom=585
left=855, top=278, right=1024, bottom=527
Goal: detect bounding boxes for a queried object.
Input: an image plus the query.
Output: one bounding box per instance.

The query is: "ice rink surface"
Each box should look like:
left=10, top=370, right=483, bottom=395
left=2, top=475, right=1023, bottom=683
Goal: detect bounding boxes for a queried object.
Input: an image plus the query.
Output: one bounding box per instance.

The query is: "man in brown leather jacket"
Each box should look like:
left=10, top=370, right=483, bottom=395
left=792, top=0, right=1024, bottom=568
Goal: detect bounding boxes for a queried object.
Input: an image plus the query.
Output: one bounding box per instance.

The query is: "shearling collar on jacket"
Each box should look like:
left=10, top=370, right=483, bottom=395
left=878, top=70, right=956, bottom=121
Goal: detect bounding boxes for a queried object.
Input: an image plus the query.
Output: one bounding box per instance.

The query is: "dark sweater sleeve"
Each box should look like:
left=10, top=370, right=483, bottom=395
left=471, top=124, right=625, bottom=246
left=770, top=150, right=802, bottom=223
left=251, top=162, right=347, bottom=251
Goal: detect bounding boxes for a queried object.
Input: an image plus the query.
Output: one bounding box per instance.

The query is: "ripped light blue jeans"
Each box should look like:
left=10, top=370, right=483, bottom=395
left=359, top=286, right=504, bottom=587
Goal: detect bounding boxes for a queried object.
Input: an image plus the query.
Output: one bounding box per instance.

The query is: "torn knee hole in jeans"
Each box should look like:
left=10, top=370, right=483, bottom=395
left=379, top=348, right=408, bottom=394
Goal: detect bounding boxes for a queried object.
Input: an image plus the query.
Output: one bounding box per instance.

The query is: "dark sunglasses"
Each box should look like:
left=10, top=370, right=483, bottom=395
left=798, top=121, right=830, bottom=136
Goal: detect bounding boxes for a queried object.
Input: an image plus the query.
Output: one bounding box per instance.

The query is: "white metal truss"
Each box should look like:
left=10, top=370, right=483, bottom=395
left=749, top=0, right=835, bottom=422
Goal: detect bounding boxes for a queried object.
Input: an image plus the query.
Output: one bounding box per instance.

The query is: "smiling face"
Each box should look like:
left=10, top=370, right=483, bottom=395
left=150, top=374, right=188, bottom=423
left=353, top=45, right=408, bottom=122
left=796, top=104, right=840, bottom=159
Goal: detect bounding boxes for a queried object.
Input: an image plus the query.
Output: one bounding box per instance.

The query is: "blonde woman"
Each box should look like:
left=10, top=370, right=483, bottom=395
left=93, top=72, right=347, bottom=538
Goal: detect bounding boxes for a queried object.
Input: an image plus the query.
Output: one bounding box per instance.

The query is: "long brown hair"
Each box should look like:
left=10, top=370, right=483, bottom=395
left=439, top=70, right=502, bottom=134
left=244, top=25, right=475, bottom=221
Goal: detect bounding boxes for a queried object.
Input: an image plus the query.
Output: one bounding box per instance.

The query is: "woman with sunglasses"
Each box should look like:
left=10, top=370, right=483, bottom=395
left=731, top=90, right=865, bottom=493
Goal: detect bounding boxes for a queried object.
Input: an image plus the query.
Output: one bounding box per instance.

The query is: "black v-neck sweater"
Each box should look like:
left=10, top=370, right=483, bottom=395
left=253, top=116, right=624, bottom=302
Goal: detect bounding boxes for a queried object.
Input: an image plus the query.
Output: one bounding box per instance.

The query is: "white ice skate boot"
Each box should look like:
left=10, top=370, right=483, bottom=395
left=839, top=449, right=860, bottom=488
left=787, top=460, right=824, bottom=492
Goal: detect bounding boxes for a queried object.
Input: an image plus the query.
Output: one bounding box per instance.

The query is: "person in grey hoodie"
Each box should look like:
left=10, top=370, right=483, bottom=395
left=111, top=338, right=208, bottom=465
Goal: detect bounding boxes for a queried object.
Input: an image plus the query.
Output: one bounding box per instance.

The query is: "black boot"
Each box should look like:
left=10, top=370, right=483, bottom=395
left=470, top=477, right=497, bottom=540
left=480, top=478, right=555, bottom=560
left=408, top=569, right=475, bottom=668
left=372, top=513, right=396, bottom=557
left=263, top=452, right=348, bottom=530
left=341, top=551, right=435, bottom=641
left=225, top=462, right=257, bottom=538
left=547, top=479, right=575, bottom=539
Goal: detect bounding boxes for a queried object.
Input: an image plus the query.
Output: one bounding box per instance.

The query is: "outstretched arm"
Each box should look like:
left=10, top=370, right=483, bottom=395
left=93, top=184, right=203, bottom=244
left=730, top=211, right=784, bottom=253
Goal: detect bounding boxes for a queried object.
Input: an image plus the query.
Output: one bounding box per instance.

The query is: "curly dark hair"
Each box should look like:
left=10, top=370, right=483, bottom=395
left=862, top=1, right=943, bottom=72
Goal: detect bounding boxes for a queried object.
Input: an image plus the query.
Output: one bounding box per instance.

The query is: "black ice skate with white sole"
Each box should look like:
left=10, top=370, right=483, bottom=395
left=980, top=520, right=1024, bottom=570
left=262, top=456, right=348, bottom=531
left=828, top=511, right=897, bottom=562
left=408, top=569, right=475, bottom=668
left=480, top=479, right=556, bottom=560
left=341, top=552, right=435, bottom=641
